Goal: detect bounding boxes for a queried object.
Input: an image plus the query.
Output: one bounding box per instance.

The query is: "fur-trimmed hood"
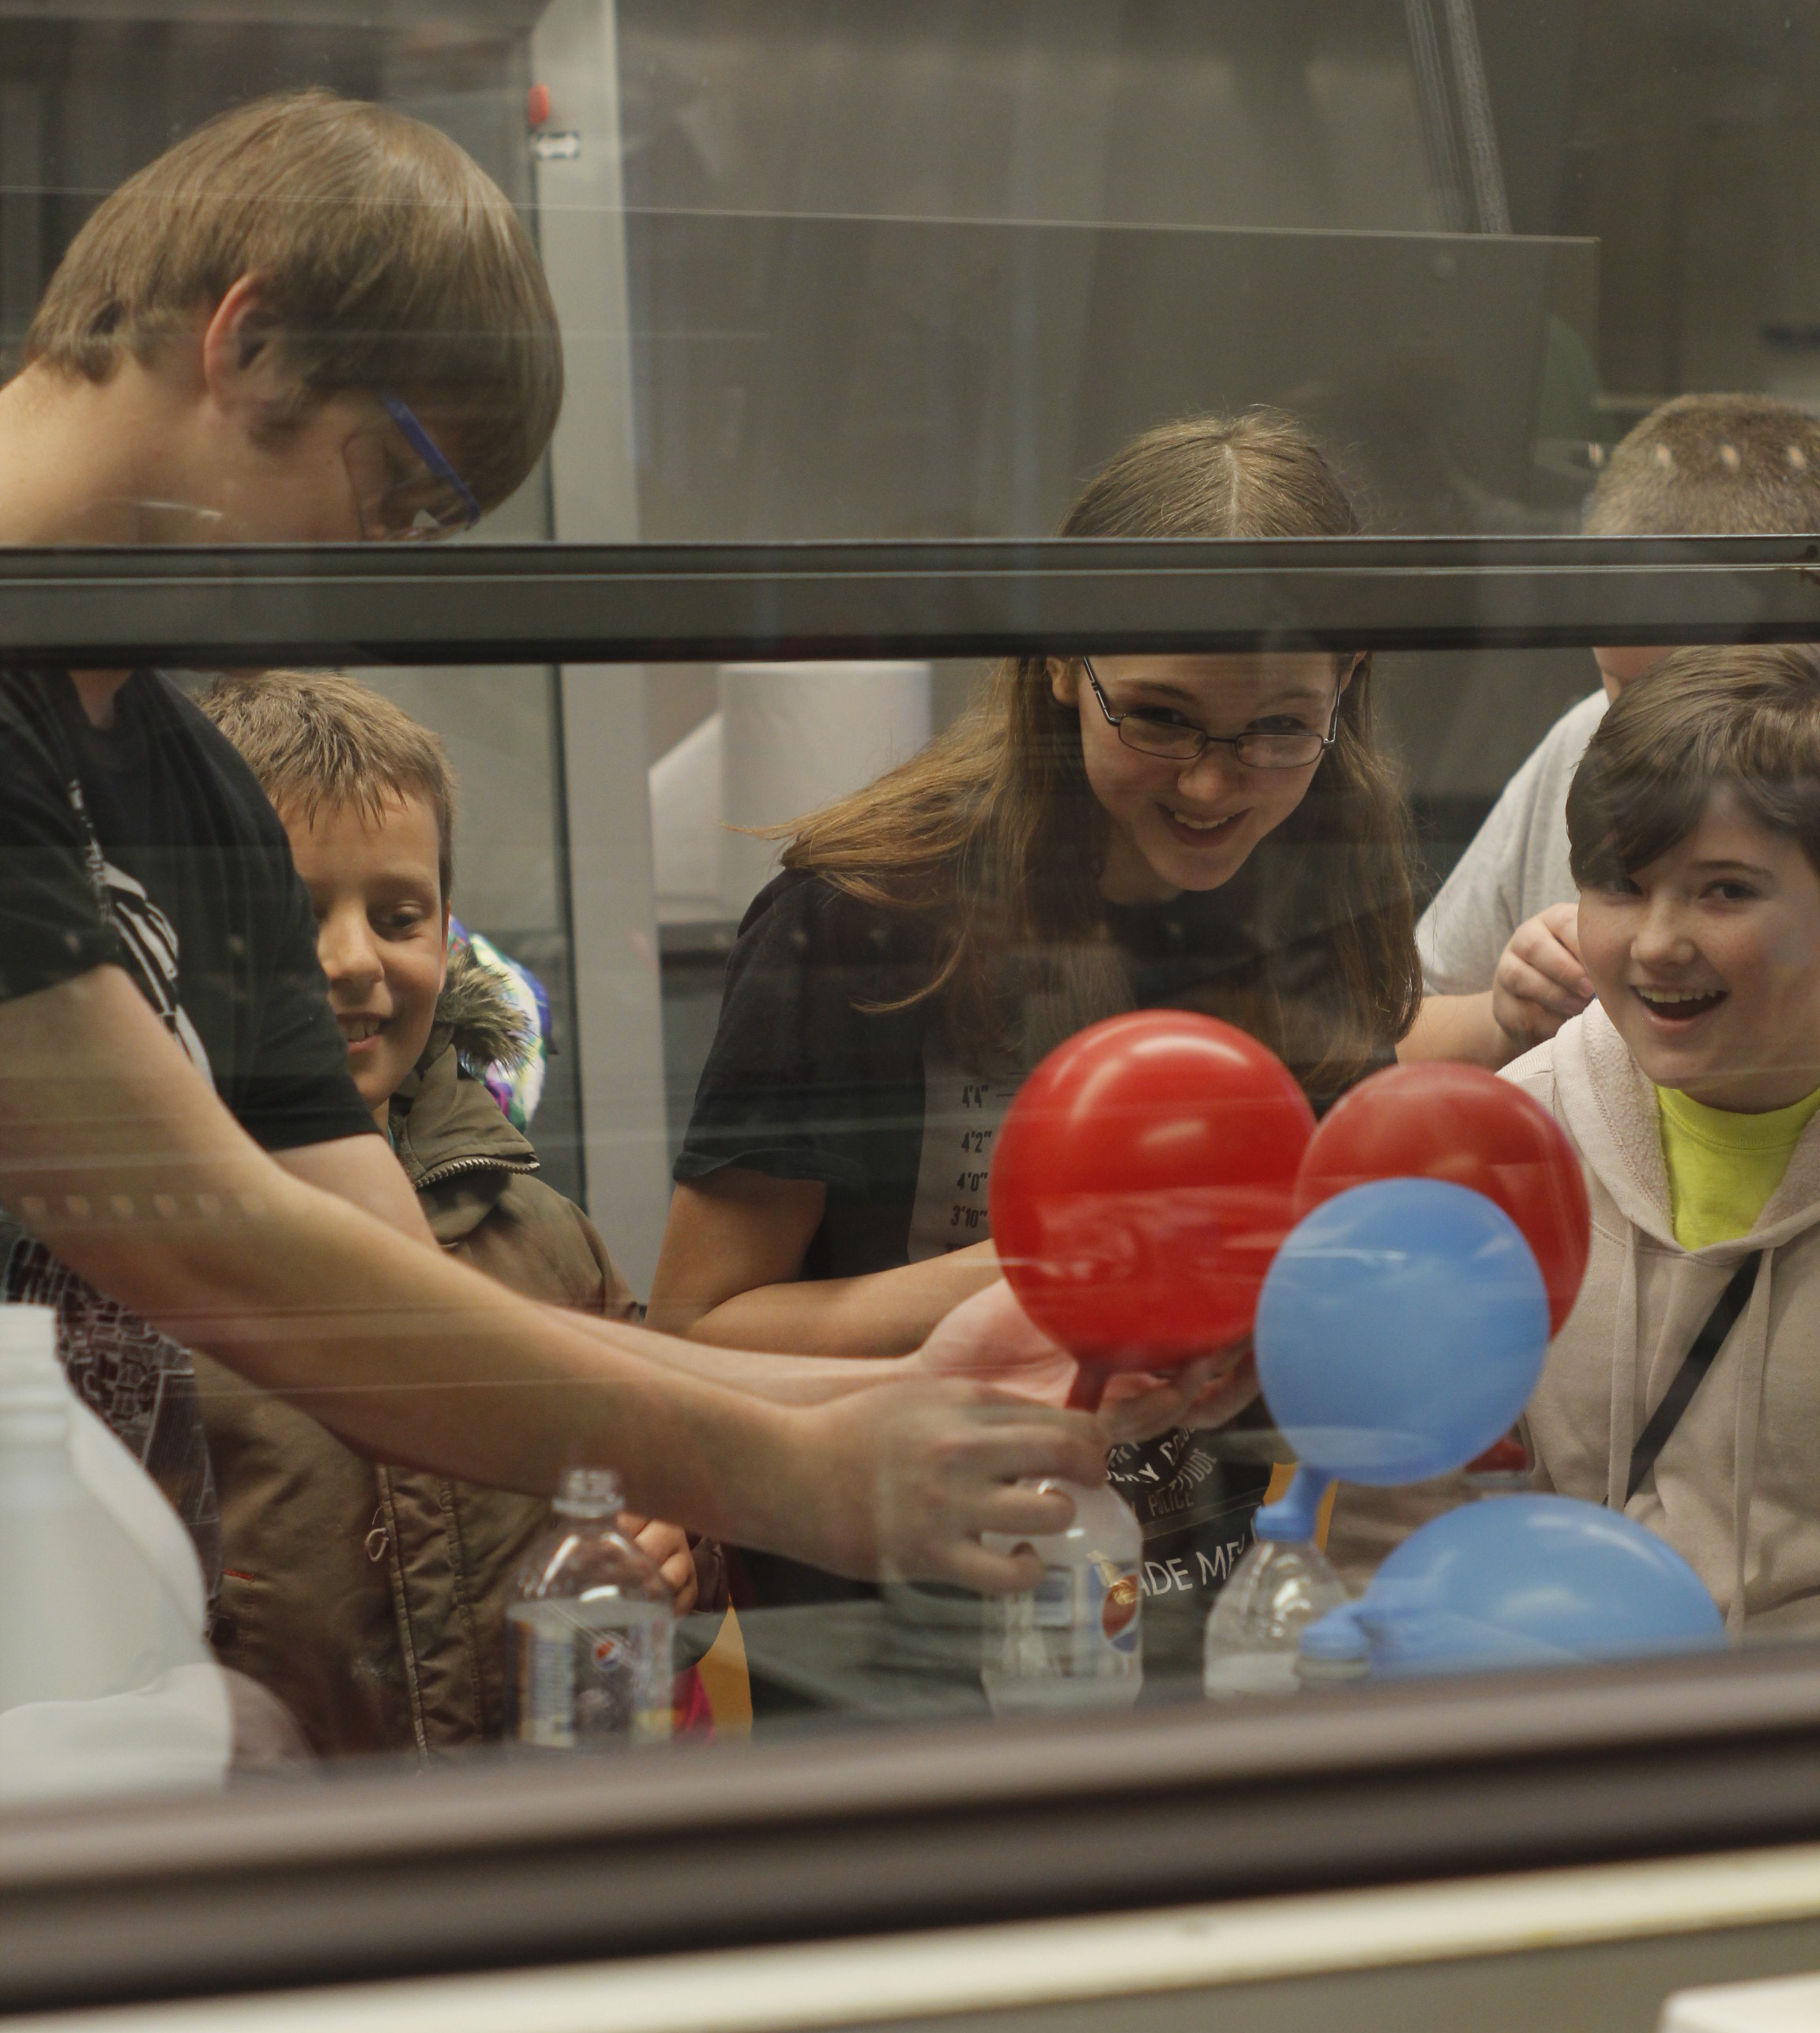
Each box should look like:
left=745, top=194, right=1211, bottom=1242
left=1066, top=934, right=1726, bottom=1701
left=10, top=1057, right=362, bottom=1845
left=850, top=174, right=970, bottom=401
left=426, top=941, right=533, bottom=1081
left=386, top=946, right=539, bottom=1228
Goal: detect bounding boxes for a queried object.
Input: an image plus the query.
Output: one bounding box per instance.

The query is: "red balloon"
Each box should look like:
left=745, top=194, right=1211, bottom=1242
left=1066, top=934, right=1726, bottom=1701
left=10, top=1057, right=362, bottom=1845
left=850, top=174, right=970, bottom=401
left=1292, top=1062, right=1591, bottom=1336
left=991, top=1012, right=1316, bottom=1403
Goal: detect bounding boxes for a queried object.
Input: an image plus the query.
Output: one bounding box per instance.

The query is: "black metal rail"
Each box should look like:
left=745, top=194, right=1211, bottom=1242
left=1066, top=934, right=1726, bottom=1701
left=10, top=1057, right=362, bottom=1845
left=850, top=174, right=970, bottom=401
left=3, top=535, right=1820, bottom=664
left=3, top=1644, right=1819, bottom=2013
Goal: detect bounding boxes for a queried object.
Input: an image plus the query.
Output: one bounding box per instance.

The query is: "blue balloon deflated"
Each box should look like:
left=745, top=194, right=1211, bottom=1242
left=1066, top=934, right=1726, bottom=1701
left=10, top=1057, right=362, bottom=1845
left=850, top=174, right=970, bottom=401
left=1255, top=1178, right=1551, bottom=1487
left=1299, top=1494, right=1725, bottom=1676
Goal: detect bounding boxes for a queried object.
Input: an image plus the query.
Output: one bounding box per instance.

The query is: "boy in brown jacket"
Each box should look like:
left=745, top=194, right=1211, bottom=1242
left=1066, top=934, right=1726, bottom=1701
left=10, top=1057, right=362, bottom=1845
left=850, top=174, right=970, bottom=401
left=197, top=672, right=717, bottom=1755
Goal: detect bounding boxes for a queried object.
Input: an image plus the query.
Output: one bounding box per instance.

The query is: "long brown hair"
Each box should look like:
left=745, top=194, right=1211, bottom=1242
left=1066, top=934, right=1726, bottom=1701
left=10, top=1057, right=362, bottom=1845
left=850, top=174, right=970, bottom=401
left=780, top=411, right=1422, bottom=1098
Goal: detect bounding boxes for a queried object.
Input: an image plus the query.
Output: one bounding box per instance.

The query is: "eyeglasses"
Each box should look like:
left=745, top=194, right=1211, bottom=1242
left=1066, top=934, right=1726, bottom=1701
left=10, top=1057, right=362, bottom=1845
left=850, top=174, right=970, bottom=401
left=342, top=393, right=481, bottom=542
left=1081, top=656, right=1344, bottom=770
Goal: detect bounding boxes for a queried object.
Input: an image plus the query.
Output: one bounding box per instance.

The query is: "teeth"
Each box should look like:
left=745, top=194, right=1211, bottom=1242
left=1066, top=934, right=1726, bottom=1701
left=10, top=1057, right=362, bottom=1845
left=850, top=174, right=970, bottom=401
left=1635, top=988, right=1722, bottom=1006
left=1171, top=813, right=1232, bottom=832
left=340, top=1018, right=384, bottom=1041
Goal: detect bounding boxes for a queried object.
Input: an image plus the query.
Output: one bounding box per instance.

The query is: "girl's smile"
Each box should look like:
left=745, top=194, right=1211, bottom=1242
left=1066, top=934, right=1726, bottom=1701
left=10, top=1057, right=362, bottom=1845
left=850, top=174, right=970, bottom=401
left=1161, top=804, right=1246, bottom=847
left=1578, top=783, right=1820, bottom=1113
left=1627, top=982, right=1728, bottom=1028
left=1053, top=651, right=1352, bottom=904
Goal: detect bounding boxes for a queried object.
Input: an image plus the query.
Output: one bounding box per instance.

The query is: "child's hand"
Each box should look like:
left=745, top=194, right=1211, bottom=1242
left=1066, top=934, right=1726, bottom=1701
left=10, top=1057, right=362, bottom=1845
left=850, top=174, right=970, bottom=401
left=913, top=1280, right=1258, bottom=1441
left=1099, top=1345, right=1260, bottom=1442
left=616, top=1511, right=700, bottom=1615
left=910, top=1278, right=1077, bottom=1400
left=1491, top=902, right=1593, bottom=1050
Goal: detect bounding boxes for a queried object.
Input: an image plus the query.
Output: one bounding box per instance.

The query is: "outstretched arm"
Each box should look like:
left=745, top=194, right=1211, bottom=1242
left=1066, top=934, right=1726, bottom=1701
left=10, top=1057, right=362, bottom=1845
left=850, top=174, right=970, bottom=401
left=647, top=1170, right=1000, bottom=1355
left=0, top=967, right=1100, bottom=1589
left=273, top=1132, right=438, bottom=1245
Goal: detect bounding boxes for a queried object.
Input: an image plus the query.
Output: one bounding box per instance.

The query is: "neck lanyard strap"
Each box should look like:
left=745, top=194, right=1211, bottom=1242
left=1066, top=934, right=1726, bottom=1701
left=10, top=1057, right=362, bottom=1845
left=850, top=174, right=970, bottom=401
left=1624, top=1250, right=1762, bottom=1504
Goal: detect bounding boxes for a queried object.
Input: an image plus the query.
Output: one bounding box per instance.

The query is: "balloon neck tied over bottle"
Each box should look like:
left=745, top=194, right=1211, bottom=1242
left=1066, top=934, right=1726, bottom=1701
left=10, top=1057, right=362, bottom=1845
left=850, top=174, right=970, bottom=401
left=553, top=1466, right=624, bottom=1518
left=1253, top=1464, right=1332, bottom=1543
left=1296, top=1495, right=1726, bottom=1680
left=1296, top=1602, right=1371, bottom=1668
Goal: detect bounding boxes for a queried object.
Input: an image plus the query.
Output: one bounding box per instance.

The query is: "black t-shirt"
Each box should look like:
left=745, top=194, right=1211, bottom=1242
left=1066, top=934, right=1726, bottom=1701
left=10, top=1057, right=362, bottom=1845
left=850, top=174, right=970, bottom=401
left=0, top=669, right=376, bottom=1587
left=678, top=867, right=1390, bottom=1657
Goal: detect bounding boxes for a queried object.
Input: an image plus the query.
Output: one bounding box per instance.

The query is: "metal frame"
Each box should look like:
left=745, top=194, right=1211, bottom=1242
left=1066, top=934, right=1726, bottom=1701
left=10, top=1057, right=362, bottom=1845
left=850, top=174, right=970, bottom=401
left=6, top=1645, right=1820, bottom=2013
left=9, top=538, right=1820, bottom=2012
left=5, top=535, right=1820, bottom=665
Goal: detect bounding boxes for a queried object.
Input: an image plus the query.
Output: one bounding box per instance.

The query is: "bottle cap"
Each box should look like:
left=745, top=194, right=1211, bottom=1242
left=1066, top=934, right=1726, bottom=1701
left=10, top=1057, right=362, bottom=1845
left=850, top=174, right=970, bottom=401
left=554, top=1465, right=624, bottom=1516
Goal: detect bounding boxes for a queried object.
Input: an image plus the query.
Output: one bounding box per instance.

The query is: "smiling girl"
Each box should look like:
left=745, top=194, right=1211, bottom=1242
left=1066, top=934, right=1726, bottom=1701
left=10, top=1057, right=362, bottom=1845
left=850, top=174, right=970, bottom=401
left=1510, top=643, right=1820, bottom=1634
left=649, top=411, right=1423, bottom=1626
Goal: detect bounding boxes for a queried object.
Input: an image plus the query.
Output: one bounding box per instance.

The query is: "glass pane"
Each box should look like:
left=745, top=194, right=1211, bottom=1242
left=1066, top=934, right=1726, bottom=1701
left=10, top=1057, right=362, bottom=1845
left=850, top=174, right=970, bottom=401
left=6, top=9, right=1820, bottom=2019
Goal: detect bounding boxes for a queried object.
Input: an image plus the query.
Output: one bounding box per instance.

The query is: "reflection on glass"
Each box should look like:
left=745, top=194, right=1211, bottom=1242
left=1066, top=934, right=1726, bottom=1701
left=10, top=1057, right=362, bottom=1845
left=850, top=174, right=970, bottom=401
left=3, top=6, right=1820, bottom=1859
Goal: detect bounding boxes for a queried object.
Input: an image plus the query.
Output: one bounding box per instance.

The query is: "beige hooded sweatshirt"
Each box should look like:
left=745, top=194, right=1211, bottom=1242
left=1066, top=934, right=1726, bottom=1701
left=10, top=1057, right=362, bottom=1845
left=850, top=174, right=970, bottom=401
left=1505, top=1003, right=1820, bottom=1638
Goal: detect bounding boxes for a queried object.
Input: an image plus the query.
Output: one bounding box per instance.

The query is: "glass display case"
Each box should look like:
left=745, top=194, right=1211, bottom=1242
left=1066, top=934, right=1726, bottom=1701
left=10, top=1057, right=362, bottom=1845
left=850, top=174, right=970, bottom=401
left=4, top=6, right=1820, bottom=2031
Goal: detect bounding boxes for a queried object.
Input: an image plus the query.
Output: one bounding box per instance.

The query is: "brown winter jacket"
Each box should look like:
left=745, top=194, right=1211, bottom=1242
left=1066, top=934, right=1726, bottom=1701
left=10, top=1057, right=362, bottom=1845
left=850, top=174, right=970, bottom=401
left=195, top=954, right=645, bottom=1758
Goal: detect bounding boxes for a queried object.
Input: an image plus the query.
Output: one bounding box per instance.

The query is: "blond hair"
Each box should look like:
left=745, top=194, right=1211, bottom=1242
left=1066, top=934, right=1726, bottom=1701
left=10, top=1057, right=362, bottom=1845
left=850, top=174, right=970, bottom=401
left=1585, top=395, right=1820, bottom=536
left=780, top=411, right=1422, bottom=1099
left=25, top=89, right=561, bottom=513
left=199, top=671, right=456, bottom=905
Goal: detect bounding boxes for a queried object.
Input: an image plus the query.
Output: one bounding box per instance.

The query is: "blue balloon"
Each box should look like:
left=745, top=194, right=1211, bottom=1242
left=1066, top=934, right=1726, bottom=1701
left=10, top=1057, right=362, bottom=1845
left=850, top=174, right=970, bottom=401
left=1299, top=1494, right=1725, bottom=1677
left=1255, top=1178, right=1550, bottom=1490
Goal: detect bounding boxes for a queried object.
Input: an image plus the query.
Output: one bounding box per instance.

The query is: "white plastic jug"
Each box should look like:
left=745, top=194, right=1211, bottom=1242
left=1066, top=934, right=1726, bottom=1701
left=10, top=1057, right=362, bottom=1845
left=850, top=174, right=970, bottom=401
left=0, top=1305, right=228, bottom=1801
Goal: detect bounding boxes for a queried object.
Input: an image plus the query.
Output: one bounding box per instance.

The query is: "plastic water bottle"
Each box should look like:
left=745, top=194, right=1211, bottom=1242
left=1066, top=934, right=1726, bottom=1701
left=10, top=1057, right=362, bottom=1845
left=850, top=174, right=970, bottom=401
left=0, top=1306, right=209, bottom=1714
left=981, top=1480, right=1143, bottom=1713
left=1202, top=1536, right=1351, bottom=1698
left=506, top=1467, right=675, bottom=1750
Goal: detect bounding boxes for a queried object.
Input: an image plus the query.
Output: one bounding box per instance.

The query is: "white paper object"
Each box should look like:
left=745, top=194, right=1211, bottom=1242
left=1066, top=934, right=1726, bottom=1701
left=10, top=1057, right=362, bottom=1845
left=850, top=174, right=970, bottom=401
left=1660, top=1973, right=1820, bottom=2032
left=649, top=708, right=724, bottom=907
left=716, top=662, right=932, bottom=918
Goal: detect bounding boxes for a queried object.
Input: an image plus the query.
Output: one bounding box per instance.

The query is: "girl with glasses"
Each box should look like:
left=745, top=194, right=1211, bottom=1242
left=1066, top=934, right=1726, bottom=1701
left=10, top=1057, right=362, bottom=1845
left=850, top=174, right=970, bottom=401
left=648, top=411, right=1423, bottom=1642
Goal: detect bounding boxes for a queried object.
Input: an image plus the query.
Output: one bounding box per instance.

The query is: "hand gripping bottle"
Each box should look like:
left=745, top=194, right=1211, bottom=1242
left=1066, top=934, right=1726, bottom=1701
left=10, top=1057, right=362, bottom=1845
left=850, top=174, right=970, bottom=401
left=0, top=1305, right=209, bottom=1713
left=981, top=1480, right=1143, bottom=1714
left=506, top=1468, right=675, bottom=1750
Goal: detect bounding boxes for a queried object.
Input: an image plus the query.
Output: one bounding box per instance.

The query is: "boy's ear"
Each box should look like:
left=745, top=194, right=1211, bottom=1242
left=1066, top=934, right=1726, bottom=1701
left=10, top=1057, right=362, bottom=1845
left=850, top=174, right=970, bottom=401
left=200, top=275, right=305, bottom=426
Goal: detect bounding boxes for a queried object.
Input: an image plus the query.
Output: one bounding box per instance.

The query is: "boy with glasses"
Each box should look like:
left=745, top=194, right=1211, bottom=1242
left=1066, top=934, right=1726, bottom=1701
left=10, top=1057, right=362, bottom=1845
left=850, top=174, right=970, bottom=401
left=0, top=91, right=1098, bottom=1667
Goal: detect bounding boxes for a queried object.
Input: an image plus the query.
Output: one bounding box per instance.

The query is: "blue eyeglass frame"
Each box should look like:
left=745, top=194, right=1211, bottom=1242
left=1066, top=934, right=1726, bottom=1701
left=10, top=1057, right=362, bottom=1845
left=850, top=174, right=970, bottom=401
left=378, top=393, right=482, bottom=532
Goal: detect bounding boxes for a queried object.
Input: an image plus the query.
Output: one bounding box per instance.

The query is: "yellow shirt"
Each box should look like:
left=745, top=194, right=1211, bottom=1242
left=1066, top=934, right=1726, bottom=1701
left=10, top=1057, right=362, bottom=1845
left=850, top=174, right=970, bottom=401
left=1656, top=1083, right=1820, bottom=1251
